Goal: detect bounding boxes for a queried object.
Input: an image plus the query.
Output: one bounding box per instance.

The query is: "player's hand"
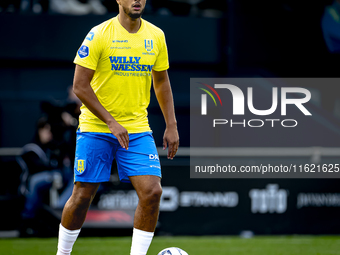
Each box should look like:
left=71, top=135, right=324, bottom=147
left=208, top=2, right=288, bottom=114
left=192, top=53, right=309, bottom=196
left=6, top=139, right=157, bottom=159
left=107, top=120, right=129, bottom=150
left=163, top=125, right=179, bottom=160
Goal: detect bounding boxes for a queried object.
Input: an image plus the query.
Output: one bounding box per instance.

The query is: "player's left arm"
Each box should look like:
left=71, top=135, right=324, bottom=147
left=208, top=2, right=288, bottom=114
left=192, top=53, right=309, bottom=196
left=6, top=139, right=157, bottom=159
left=152, top=69, right=179, bottom=160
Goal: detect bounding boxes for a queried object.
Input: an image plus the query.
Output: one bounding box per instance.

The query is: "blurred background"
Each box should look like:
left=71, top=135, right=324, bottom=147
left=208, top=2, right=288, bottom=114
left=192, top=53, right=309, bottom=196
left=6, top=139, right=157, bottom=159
left=0, top=0, right=340, bottom=238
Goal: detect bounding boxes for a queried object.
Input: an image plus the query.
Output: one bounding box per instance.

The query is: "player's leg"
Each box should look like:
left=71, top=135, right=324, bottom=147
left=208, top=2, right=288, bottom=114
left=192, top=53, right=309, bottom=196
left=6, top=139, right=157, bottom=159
left=60, top=182, right=100, bottom=230
left=129, top=175, right=162, bottom=231
left=129, top=175, right=162, bottom=255
left=57, top=182, right=100, bottom=255
left=56, top=131, right=116, bottom=255
left=115, top=132, right=162, bottom=255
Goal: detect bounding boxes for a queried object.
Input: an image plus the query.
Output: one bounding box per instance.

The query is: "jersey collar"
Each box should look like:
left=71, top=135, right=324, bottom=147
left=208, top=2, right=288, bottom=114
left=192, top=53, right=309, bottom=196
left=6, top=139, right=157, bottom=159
left=115, top=15, right=145, bottom=35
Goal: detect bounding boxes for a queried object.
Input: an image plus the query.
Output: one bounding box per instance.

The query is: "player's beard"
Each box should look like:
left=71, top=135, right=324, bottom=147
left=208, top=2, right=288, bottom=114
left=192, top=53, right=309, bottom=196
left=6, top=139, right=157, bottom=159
left=123, top=5, right=145, bottom=19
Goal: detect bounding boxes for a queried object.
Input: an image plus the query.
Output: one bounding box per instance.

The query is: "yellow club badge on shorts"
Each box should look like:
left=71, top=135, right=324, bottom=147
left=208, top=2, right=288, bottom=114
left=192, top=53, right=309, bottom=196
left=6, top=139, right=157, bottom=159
left=77, top=159, right=86, bottom=174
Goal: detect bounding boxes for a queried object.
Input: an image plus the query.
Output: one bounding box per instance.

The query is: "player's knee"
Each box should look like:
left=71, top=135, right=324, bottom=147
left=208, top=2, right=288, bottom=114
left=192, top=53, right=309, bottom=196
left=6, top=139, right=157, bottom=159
left=143, top=184, right=162, bottom=205
left=71, top=191, right=93, bottom=207
left=153, top=185, right=163, bottom=201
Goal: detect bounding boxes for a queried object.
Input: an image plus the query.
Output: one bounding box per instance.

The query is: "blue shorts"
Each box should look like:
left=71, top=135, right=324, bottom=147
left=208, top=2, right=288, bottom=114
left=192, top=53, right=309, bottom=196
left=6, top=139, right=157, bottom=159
left=74, top=131, right=161, bottom=183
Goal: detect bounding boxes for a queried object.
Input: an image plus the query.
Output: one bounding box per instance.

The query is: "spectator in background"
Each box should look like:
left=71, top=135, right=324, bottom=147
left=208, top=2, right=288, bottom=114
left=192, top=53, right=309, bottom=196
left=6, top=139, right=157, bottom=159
left=19, top=0, right=107, bottom=15
left=39, top=86, right=81, bottom=164
left=151, top=0, right=226, bottom=17
left=6, top=0, right=224, bottom=16
left=58, top=86, right=82, bottom=164
left=20, top=88, right=81, bottom=236
left=49, top=0, right=107, bottom=15
left=322, top=0, right=340, bottom=53
left=20, top=117, right=68, bottom=236
left=0, top=0, right=21, bottom=13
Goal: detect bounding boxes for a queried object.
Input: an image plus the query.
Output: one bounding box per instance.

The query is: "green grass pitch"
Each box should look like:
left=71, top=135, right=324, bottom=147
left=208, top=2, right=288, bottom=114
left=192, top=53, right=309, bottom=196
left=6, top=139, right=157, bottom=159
left=1, top=236, right=340, bottom=255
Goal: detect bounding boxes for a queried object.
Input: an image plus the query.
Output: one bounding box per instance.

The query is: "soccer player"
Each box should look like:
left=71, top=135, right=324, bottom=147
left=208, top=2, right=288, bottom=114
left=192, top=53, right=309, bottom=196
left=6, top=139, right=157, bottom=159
left=56, top=0, right=179, bottom=254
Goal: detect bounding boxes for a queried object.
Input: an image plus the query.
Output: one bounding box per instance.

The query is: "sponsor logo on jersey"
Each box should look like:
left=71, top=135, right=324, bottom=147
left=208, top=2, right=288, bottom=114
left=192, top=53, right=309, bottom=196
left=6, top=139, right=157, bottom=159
left=113, top=40, right=128, bottom=43
left=110, top=47, right=132, bottom=50
left=144, top=39, right=153, bottom=52
left=109, top=56, right=153, bottom=72
left=86, top=32, right=95, bottom=41
left=77, top=160, right=86, bottom=174
left=78, top=45, right=89, bottom=58
left=142, top=52, right=155, bottom=55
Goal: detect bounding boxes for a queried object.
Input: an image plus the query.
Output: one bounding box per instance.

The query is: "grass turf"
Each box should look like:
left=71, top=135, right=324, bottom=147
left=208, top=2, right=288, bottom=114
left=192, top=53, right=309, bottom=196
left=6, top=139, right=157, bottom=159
left=1, top=236, right=340, bottom=255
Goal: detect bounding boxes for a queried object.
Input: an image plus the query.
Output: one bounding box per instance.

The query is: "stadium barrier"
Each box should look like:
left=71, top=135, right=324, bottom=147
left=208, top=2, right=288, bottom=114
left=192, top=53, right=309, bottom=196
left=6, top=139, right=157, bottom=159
left=1, top=146, right=340, bottom=235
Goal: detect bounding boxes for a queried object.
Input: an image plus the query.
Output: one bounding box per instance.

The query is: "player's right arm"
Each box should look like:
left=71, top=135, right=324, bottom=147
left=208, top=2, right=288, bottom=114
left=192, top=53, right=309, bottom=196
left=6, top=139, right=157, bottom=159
left=73, top=64, right=129, bottom=149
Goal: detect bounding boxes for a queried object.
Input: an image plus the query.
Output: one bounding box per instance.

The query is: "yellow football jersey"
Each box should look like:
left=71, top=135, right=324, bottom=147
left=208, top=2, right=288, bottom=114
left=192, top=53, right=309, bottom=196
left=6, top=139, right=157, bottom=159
left=74, top=16, right=169, bottom=133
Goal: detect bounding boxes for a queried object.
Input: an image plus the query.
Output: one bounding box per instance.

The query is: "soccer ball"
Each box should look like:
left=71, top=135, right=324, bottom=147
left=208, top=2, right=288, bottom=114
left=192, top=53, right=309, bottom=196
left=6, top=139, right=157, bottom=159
left=157, top=247, right=188, bottom=255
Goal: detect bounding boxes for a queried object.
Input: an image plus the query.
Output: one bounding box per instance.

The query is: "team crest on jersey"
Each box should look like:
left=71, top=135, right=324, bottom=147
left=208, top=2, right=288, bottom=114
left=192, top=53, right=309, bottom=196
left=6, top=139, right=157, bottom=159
left=86, top=32, right=95, bottom=41
left=78, top=45, right=89, bottom=58
left=144, top=39, right=153, bottom=52
left=76, top=160, right=86, bottom=174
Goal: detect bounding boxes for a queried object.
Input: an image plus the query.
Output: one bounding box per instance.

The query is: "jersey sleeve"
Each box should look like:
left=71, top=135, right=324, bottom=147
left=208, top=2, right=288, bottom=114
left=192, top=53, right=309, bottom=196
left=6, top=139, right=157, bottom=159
left=153, top=32, right=169, bottom=71
left=74, top=26, right=103, bottom=70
